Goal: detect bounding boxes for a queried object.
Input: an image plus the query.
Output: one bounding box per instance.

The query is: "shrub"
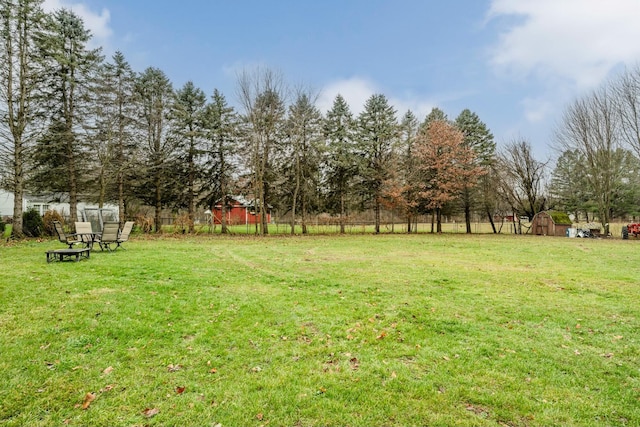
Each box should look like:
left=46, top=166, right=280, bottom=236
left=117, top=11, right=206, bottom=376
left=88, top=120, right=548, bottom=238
left=22, top=208, right=44, bottom=237
left=173, top=213, right=193, bottom=234
left=135, top=214, right=154, bottom=233
left=42, top=210, right=65, bottom=236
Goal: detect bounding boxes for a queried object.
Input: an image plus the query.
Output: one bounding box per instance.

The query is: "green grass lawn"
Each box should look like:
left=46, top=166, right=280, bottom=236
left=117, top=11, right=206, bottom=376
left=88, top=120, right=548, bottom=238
left=1, top=233, right=639, bottom=426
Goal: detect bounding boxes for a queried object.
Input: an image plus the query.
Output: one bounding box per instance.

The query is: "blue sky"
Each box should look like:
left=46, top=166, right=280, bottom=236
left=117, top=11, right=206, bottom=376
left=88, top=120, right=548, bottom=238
left=43, top=0, right=640, bottom=159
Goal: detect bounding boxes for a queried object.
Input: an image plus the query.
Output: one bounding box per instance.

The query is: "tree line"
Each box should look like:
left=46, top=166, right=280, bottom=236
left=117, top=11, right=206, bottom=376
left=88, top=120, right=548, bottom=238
left=3, top=0, right=640, bottom=238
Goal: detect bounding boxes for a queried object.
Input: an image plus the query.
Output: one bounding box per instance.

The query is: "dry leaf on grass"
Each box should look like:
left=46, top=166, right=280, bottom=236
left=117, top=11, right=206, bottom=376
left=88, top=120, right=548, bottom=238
left=167, top=364, right=182, bottom=372
left=142, top=407, right=160, bottom=418
left=176, top=386, right=186, bottom=394
left=349, top=357, right=360, bottom=370
left=81, top=392, right=96, bottom=410
left=102, top=366, right=113, bottom=375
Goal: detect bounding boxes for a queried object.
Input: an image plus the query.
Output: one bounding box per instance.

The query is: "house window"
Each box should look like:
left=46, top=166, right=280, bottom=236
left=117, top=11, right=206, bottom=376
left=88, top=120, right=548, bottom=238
left=27, top=203, right=50, bottom=215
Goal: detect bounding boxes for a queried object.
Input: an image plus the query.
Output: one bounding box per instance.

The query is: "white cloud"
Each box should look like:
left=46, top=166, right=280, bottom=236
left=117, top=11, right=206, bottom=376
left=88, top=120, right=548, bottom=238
left=488, top=0, right=640, bottom=88
left=317, top=77, right=437, bottom=119
left=520, top=96, right=554, bottom=123
left=317, top=77, right=377, bottom=115
left=42, top=0, right=112, bottom=51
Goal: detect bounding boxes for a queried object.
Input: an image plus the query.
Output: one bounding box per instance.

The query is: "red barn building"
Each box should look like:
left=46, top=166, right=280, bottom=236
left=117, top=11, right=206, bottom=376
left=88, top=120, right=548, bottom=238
left=211, top=196, right=271, bottom=225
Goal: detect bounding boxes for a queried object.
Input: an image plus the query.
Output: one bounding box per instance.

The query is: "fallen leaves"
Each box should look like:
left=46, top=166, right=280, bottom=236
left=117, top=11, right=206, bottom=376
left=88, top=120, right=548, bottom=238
left=75, top=381, right=121, bottom=410
left=142, top=407, right=160, bottom=418
left=349, top=357, right=360, bottom=371
left=81, top=392, right=96, bottom=410
left=175, top=386, right=186, bottom=394
left=102, top=366, right=113, bottom=375
left=167, top=364, right=182, bottom=372
left=465, top=403, right=490, bottom=418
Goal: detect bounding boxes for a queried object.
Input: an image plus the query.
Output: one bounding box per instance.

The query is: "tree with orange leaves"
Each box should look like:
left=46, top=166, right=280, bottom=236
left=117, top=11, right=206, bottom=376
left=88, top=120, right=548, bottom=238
left=414, top=120, right=485, bottom=233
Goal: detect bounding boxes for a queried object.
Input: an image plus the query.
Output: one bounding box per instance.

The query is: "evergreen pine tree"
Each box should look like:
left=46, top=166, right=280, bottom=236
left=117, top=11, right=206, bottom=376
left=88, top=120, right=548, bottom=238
left=133, top=67, right=174, bottom=232
left=171, top=81, right=207, bottom=233
left=323, top=94, right=356, bottom=234
left=32, top=8, right=102, bottom=223
left=454, top=109, right=495, bottom=233
left=356, top=94, right=397, bottom=234
left=202, top=89, right=239, bottom=234
left=90, top=51, right=138, bottom=224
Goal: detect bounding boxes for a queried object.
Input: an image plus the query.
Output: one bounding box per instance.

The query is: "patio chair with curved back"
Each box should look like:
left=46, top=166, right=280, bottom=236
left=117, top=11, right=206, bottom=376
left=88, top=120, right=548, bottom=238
left=116, top=221, right=134, bottom=250
left=53, top=220, right=82, bottom=248
left=98, top=222, right=120, bottom=252
left=74, top=221, right=96, bottom=249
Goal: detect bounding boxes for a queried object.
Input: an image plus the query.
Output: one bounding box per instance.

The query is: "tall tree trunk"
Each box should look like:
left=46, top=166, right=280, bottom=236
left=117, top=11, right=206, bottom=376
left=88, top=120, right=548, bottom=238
left=188, top=141, right=195, bottom=234
left=436, top=207, right=442, bottom=233
left=486, top=207, right=497, bottom=233
left=430, top=210, right=435, bottom=233
left=13, top=168, right=24, bottom=238
left=12, top=139, right=24, bottom=237
left=374, top=198, right=381, bottom=233
left=339, top=193, right=345, bottom=234
left=291, top=158, right=299, bottom=235
left=67, top=133, right=78, bottom=223
left=301, top=194, right=308, bottom=234
left=465, top=204, right=472, bottom=233
left=117, top=99, right=126, bottom=226
left=259, top=182, right=268, bottom=235
left=118, top=174, right=125, bottom=226
left=154, top=170, right=161, bottom=233
left=220, top=193, right=228, bottom=235
left=98, top=166, right=105, bottom=208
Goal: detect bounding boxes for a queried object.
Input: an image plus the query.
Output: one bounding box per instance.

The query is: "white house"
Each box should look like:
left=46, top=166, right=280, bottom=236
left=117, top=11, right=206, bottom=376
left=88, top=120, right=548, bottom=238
left=0, top=190, right=14, bottom=217
left=0, top=190, right=118, bottom=219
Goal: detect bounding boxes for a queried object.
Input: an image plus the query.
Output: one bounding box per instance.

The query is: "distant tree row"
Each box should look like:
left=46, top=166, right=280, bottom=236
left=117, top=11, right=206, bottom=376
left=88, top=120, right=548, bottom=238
left=550, top=65, right=640, bottom=235
left=4, top=1, right=640, bottom=238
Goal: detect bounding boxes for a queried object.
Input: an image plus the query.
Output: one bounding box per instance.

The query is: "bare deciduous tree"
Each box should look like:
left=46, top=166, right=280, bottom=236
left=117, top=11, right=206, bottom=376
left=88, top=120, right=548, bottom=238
left=283, top=87, right=322, bottom=234
left=616, top=66, right=640, bottom=159
left=0, top=0, right=44, bottom=237
left=496, top=138, right=547, bottom=224
left=236, top=67, right=287, bottom=235
left=555, top=86, right=620, bottom=235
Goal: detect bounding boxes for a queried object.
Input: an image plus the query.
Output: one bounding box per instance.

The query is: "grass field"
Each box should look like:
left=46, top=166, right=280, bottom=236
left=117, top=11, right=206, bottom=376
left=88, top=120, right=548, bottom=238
left=1, top=233, right=639, bottom=426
